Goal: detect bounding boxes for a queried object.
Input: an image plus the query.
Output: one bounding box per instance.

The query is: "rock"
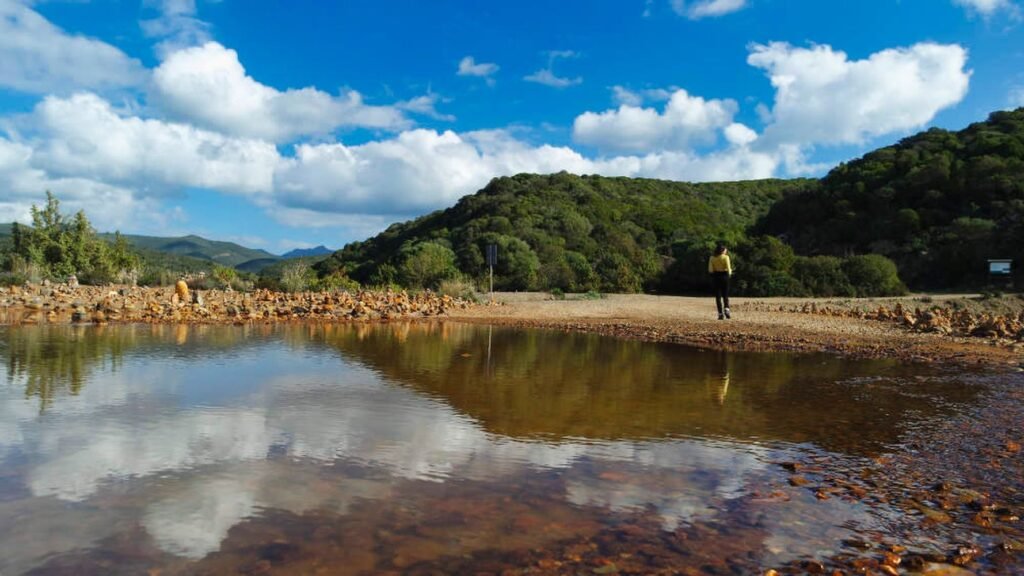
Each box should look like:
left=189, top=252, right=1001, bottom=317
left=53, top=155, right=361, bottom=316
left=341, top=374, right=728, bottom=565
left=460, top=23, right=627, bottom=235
left=919, top=562, right=975, bottom=575
left=175, top=280, right=190, bottom=304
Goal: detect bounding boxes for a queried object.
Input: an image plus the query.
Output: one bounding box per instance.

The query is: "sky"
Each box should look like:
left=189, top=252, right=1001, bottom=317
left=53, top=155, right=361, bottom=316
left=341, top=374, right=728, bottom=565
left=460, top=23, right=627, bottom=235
left=0, top=0, right=1022, bottom=254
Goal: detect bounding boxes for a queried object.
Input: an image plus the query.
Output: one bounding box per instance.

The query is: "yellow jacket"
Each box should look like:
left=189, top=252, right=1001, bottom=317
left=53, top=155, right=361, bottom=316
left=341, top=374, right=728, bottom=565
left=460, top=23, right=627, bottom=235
left=708, top=254, right=732, bottom=275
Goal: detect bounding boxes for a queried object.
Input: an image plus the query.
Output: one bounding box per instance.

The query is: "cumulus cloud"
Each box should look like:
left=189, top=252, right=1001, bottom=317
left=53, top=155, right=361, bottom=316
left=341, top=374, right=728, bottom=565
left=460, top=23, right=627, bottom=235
left=0, top=0, right=145, bottom=94
left=32, top=92, right=280, bottom=195
left=152, top=42, right=409, bottom=142
left=670, top=0, right=748, bottom=19
left=749, top=42, right=971, bottom=146
left=272, top=128, right=777, bottom=218
left=524, top=50, right=583, bottom=88
left=457, top=56, right=499, bottom=85
left=573, top=89, right=737, bottom=153
left=0, top=136, right=164, bottom=231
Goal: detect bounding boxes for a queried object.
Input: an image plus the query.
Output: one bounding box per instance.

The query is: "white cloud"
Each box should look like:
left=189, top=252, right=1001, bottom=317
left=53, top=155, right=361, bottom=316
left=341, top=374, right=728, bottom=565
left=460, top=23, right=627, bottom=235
left=0, top=0, right=145, bottom=94
left=611, top=85, right=676, bottom=106
left=141, top=0, right=212, bottom=57
left=524, top=50, right=583, bottom=88
left=457, top=56, right=499, bottom=86
left=396, top=92, right=455, bottom=122
left=272, top=128, right=776, bottom=218
left=1010, top=86, right=1024, bottom=108
left=951, top=0, right=1018, bottom=17
left=749, top=42, right=970, bottom=146
left=152, top=42, right=409, bottom=142
left=573, top=89, right=737, bottom=153
left=670, top=0, right=749, bottom=19
left=724, top=122, right=758, bottom=146
left=32, top=92, right=280, bottom=195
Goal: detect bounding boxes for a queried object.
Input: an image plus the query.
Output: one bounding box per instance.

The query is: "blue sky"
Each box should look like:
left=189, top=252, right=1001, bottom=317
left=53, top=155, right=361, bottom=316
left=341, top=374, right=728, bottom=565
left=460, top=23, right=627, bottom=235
left=0, top=0, right=1022, bottom=254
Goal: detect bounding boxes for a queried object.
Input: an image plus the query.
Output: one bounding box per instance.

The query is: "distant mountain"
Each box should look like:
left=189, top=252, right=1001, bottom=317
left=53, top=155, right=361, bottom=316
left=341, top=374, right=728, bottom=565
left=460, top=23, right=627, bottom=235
left=105, top=233, right=280, bottom=269
left=281, top=245, right=332, bottom=259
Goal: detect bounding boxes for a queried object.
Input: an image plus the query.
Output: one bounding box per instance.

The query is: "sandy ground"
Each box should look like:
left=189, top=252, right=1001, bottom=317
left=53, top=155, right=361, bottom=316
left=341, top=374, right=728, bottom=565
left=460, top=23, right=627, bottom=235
left=449, top=293, right=1024, bottom=369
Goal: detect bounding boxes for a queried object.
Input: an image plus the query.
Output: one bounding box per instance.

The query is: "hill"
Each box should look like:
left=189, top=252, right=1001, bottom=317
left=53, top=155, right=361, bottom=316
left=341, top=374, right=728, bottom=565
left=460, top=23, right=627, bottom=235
left=282, top=245, right=332, bottom=259
left=315, top=173, right=815, bottom=293
left=104, top=233, right=280, bottom=270
left=758, top=108, right=1024, bottom=289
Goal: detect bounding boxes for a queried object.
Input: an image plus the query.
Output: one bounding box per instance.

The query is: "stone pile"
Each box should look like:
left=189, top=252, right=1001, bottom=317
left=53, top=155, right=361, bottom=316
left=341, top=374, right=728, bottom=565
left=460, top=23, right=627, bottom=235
left=771, top=301, right=1024, bottom=343
left=0, top=284, right=472, bottom=325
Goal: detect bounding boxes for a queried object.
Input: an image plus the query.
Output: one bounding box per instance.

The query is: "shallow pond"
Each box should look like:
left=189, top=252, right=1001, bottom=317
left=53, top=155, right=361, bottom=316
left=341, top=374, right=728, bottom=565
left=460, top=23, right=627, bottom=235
left=0, top=323, right=1002, bottom=574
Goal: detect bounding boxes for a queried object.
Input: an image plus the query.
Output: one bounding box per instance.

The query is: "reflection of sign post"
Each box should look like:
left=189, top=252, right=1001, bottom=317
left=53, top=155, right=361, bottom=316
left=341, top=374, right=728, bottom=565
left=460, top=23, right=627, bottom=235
left=486, top=244, right=498, bottom=302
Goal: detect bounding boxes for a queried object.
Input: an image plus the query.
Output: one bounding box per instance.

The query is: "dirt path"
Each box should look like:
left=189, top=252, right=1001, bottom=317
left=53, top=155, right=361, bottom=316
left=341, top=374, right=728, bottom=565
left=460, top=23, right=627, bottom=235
left=450, top=293, right=1024, bottom=369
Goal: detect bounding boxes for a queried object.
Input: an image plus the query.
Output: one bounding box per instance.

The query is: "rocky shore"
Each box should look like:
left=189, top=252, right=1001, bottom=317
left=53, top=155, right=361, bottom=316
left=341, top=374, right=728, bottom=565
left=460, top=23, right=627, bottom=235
left=0, top=284, right=471, bottom=325
left=746, top=300, right=1024, bottom=345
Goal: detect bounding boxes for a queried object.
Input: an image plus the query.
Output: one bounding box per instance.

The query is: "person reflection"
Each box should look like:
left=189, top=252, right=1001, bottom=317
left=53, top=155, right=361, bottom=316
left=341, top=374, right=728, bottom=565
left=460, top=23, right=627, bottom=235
left=706, top=352, right=731, bottom=406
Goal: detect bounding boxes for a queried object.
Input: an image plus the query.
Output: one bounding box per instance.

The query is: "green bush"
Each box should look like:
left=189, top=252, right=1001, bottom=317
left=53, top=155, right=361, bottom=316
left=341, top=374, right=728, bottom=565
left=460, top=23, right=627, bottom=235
left=398, top=241, right=459, bottom=289
left=842, top=254, right=907, bottom=296
left=792, top=256, right=855, bottom=297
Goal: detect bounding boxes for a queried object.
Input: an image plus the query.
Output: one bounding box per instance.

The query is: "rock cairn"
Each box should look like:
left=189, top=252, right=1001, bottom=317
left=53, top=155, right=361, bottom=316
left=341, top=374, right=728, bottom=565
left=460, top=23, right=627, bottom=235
left=749, top=301, right=1024, bottom=345
left=0, top=284, right=472, bottom=325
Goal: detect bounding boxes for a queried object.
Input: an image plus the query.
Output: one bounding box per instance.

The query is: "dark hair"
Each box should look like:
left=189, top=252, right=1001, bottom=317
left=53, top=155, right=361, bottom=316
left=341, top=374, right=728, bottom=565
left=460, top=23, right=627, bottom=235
left=714, top=244, right=727, bottom=256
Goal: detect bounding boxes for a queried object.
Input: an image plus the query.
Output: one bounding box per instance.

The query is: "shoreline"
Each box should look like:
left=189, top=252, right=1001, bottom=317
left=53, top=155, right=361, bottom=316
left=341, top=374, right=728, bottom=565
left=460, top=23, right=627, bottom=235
left=448, top=293, right=1024, bottom=370
left=3, top=286, right=1022, bottom=369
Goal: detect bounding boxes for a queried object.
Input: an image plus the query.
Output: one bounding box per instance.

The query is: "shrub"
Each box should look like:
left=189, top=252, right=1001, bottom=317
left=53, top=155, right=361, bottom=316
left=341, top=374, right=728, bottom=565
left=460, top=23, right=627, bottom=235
left=842, top=254, right=907, bottom=297
left=791, top=256, right=855, bottom=297
left=280, top=262, right=314, bottom=293
left=398, top=242, right=459, bottom=289
left=438, top=276, right=478, bottom=302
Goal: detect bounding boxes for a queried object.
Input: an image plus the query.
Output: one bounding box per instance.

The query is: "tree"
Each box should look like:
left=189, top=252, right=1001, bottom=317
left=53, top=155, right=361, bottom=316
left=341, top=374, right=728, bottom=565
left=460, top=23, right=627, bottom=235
left=398, top=242, right=458, bottom=289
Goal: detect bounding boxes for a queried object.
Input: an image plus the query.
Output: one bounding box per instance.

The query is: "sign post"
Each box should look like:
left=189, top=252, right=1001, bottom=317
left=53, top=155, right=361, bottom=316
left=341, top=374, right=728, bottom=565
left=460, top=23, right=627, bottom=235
left=988, top=259, right=1013, bottom=288
left=486, top=244, right=497, bottom=303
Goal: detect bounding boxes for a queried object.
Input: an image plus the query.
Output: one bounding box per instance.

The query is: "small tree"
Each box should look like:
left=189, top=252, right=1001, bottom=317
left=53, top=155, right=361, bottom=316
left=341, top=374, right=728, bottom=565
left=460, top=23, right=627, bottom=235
left=398, top=242, right=458, bottom=289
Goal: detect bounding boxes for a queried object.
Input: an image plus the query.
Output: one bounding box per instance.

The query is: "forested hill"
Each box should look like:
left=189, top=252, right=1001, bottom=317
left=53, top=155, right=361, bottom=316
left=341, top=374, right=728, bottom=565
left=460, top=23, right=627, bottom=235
left=315, top=174, right=816, bottom=293
left=758, top=107, right=1024, bottom=289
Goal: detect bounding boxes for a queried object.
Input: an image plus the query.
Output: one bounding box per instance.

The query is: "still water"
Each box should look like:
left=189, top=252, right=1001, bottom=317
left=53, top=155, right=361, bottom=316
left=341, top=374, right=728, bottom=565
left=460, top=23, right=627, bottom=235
left=0, top=323, right=983, bottom=574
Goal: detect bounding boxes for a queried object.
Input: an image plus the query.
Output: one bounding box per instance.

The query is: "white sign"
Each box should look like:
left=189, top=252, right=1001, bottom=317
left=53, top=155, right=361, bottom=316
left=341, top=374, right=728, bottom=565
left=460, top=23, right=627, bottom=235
left=988, top=260, right=1012, bottom=276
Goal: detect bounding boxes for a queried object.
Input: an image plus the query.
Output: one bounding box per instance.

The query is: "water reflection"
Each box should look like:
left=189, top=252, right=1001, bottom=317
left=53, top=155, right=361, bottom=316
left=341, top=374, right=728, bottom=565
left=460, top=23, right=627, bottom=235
left=0, top=323, right=984, bottom=574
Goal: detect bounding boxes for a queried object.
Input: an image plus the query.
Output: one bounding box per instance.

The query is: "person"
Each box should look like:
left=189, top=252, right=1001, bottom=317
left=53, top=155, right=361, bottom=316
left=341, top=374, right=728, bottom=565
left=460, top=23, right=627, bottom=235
left=707, top=243, right=732, bottom=320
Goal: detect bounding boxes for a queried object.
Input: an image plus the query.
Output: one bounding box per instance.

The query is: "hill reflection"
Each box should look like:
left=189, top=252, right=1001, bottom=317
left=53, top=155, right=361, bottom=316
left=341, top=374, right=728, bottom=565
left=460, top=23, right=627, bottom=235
left=319, top=322, right=980, bottom=455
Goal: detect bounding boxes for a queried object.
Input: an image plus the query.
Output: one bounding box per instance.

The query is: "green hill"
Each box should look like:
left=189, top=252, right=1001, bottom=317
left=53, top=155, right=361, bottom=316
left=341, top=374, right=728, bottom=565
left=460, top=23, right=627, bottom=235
left=758, top=108, right=1024, bottom=289
left=315, top=173, right=815, bottom=292
left=103, top=233, right=280, bottom=270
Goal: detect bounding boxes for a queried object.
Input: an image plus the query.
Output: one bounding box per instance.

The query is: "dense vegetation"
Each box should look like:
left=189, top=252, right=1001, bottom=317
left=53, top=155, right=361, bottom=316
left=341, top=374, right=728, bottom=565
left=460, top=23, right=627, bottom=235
left=758, top=108, right=1024, bottom=289
left=312, top=173, right=905, bottom=296
left=1, top=193, right=140, bottom=285
left=315, top=109, right=1024, bottom=296
left=314, top=174, right=826, bottom=294
left=0, top=193, right=252, bottom=288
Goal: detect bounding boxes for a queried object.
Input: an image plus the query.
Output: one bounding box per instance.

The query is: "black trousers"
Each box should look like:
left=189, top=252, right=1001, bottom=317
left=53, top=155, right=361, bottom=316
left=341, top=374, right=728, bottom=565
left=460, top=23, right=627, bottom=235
left=712, top=272, right=730, bottom=314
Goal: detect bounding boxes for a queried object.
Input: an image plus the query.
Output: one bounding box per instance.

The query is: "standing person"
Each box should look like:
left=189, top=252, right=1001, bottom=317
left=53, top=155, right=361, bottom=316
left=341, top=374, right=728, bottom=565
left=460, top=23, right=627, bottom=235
left=708, top=244, right=732, bottom=320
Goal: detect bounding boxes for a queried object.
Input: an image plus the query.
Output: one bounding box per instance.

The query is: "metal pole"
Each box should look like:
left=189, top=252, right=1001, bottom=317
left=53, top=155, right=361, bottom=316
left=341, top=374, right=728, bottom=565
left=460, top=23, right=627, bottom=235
left=489, top=264, right=494, bottom=303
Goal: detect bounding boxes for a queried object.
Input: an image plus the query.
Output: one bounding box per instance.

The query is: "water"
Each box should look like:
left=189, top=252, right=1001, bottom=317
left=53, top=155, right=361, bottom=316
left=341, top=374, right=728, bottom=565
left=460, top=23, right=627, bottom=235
left=0, top=323, right=988, bottom=574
